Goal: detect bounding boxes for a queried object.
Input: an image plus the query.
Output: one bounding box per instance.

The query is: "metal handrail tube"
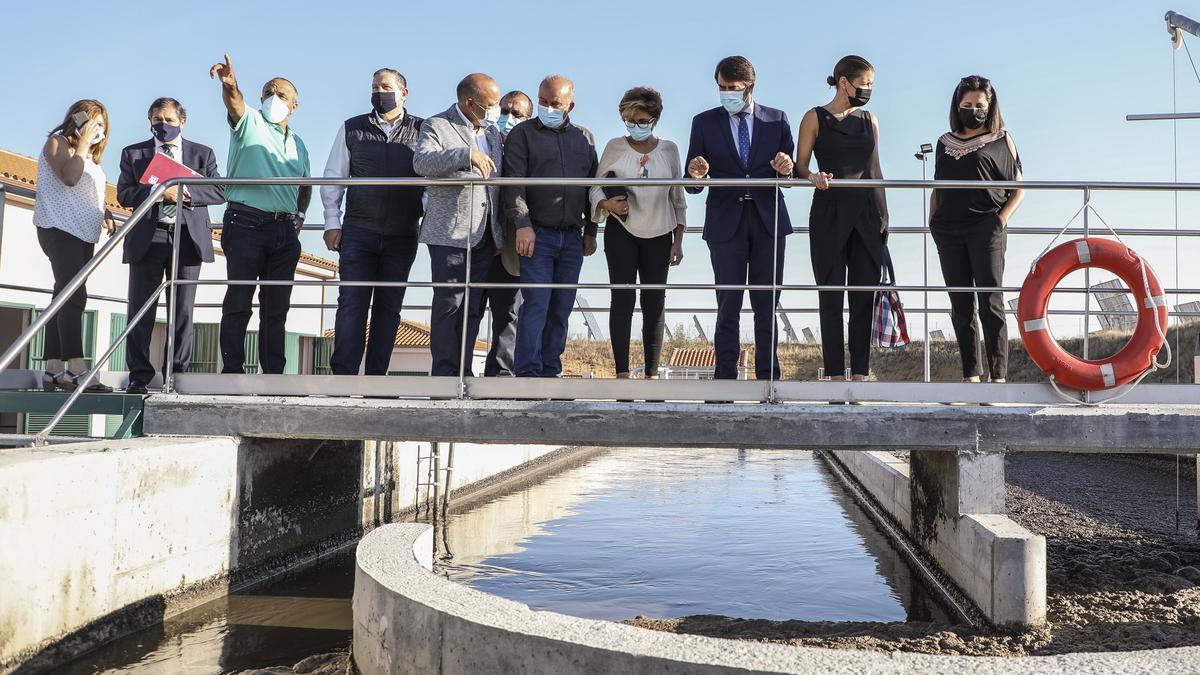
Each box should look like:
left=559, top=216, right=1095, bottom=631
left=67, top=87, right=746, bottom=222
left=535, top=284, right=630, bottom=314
left=32, top=280, right=168, bottom=445
left=170, top=278, right=1199, bottom=294
left=183, top=301, right=1200, bottom=318
left=293, top=223, right=1200, bottom=237
left=0, top=183, right=168, bottom=372
left=167, top=176, right=1200, bottom=191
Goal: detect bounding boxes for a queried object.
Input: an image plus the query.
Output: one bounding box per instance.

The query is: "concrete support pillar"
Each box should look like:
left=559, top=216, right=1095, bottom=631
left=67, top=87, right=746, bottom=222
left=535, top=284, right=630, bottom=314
left=909, top=449, right=1045, bottom=627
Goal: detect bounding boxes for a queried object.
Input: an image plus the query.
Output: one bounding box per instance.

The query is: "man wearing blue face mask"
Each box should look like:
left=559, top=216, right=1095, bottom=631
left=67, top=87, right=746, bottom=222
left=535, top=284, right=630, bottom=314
left=209, top=53, right=311, bottom=375
left=321, top=68, right=425, bottom=376
left=685, top=55, right=795, bottom=383
left=116, top=97, right=225, bottom=394
left=502, top=75, right=599, bottom=378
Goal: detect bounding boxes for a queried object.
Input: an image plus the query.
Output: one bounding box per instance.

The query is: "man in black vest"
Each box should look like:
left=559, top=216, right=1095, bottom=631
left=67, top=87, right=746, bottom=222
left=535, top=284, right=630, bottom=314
left=321, top=68, right=424, bottom=375
left=117, top=97, right=224, bottom=394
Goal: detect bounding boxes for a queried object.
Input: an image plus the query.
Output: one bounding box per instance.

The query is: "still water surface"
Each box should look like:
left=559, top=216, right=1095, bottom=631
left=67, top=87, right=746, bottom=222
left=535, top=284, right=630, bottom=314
left=437, top=448, right=948, bottom=623
left=59, top=447, right=945, bottom=673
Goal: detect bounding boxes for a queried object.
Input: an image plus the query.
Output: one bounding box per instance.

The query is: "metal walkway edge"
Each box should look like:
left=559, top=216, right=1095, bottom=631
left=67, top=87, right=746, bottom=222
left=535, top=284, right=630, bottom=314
left=143, top=393, right=1199, bottom=454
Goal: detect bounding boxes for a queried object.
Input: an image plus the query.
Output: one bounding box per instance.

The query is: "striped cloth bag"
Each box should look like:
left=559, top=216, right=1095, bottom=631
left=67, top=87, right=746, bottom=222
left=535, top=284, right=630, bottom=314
left=872, top=247, right=910, bottom=348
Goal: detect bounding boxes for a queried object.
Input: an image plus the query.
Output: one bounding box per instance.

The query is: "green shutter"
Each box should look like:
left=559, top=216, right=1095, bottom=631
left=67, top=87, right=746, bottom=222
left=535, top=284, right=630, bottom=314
left=313, top=336, right=334, bottom=375
left=242, top=331, right=260, bottom=374
left=108, top=313, right=127, bottom=371
left=187, top=323, right=220, bottom=373
left=284, top=332, right=301, bottom=375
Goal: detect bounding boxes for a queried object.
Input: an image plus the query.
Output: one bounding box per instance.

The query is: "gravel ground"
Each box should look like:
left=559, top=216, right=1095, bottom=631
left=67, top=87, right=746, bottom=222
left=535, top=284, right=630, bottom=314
left=626, top=453, right=1200, bottom=656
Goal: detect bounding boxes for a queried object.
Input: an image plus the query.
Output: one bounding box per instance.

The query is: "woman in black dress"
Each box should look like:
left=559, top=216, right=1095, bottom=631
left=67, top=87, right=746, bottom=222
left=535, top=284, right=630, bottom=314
left=929, top=75, right=1024, bottom=383
left=795, top=55, right=888, bottom=381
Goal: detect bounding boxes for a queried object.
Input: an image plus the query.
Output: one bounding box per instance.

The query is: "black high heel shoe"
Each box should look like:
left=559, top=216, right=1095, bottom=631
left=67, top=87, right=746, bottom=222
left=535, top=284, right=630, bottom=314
left=54, top=370, right=113, bottom=393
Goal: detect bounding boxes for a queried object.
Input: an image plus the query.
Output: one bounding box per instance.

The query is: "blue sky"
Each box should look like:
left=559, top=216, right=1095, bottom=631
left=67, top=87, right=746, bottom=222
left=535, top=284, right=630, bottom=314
left=3, top=0, right=1199, bottom=342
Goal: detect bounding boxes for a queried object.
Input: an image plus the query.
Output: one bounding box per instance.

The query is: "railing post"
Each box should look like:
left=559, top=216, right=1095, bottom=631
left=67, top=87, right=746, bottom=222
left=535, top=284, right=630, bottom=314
left=458, top=181, right=475, bottom=399
left=1082, top=187, right=1092, bottom=404
left=163, top=192, right=182, bottom=394
left=769, top=183, right=780, bottom=403
left=921, top=162, right=931, bottom=383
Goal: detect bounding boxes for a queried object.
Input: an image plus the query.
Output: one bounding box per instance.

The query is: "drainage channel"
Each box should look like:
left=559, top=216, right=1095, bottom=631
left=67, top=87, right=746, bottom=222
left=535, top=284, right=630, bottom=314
left=53, top=446, right=965, bottom=672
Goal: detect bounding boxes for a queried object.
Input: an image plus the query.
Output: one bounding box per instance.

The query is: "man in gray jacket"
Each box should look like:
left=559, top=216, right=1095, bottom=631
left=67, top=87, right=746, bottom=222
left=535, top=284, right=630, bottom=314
left=413, top=73, right=505, bottom=377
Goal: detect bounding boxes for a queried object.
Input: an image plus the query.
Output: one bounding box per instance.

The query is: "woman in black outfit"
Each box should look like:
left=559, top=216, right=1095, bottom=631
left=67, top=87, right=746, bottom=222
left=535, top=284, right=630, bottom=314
left=929, top=75, right=1024, bottom=382
left=795, top=55, right=888, bottom=381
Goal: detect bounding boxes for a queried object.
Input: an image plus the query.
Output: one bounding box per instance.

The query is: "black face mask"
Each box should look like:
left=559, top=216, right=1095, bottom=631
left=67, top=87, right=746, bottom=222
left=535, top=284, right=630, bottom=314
left=849, top=86, right=871, bottom=107
left=371, top=91, right=399, bottom=115
left=151, top=121, right=181, bottom=143
left=958, top=107, right=988, bottom=130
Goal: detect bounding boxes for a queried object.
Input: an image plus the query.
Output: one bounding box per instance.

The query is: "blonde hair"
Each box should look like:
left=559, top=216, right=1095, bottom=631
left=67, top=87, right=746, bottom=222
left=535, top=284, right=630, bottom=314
left=618, top=87, right=663, bottom=121
left=48, top=99, right=109, bottom=163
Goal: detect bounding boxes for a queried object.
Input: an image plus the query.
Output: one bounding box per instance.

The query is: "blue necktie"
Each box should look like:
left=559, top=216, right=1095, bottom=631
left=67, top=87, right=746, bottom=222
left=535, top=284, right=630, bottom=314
left=736, top=111, right=750, bottom=170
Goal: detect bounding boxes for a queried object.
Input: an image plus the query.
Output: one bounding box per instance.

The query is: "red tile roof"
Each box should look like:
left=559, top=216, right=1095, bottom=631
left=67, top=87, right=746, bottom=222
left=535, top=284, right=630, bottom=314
left=667, top=346, right=748, bottom=368
left=323, top=319, right=487, bottom=351
left=0, top=149, right=127, bottom=214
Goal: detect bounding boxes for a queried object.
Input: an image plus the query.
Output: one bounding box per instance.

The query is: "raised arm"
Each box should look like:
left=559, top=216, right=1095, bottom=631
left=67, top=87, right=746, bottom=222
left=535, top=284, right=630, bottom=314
left=44, top=128, right=96, bottom=188
left=209, top=53, right=245, bottom=126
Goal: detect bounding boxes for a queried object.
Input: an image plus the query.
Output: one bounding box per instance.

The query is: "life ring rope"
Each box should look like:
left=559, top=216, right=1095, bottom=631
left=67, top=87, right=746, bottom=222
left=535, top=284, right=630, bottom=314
left=1022, top=202, right=1171, bottom=405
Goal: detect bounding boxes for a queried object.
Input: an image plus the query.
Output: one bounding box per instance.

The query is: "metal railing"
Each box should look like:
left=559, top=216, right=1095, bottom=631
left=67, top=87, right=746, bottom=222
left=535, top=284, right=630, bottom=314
left=3, top=175, right=1198, bottom=445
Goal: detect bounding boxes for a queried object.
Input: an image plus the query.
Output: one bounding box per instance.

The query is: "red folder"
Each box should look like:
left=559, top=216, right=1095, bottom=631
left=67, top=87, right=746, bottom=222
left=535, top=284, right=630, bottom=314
left=139, top=151, right=200, bottom=185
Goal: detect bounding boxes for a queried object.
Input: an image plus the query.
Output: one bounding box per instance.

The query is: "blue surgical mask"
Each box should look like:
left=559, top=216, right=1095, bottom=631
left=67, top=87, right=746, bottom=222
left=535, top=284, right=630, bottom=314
left=625, top=120, right=654, bottom=142
left=538, top=105, right=566, bottom=129
left=497, top=114, right=521, bottom=135
left=720, top=91, right=747, bottom=114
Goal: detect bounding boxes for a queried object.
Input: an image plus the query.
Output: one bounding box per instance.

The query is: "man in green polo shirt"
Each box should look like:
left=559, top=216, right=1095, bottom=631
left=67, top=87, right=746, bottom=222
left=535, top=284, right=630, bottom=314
left=209, top=53, right=312, bottom=374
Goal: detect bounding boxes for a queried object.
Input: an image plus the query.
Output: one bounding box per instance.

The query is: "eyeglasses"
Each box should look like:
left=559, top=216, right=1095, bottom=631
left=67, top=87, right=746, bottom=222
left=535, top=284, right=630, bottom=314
left=624, top=119, right=656, bottom=130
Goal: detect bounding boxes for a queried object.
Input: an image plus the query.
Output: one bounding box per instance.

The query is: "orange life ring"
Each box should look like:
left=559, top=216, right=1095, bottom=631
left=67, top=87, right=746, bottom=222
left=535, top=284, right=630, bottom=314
left=1017, top=238, right=1167, bottom=391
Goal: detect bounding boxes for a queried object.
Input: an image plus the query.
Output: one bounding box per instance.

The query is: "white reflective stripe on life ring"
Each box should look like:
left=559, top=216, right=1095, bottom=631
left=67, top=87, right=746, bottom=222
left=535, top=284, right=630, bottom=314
left=1099, top=362, right=1116, bottom=388
left=1023, top=318, right=1047, bottom=332
left=1144, top=295, right=1168, bottom=308
left=1075, top=241, right=1092, bottom=264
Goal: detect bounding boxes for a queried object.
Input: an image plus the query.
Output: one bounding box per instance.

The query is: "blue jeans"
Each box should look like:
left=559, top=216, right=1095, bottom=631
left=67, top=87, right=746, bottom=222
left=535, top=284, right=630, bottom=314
left=428, top=234, right=494, bottom=377
left=515, top=226, right=583, bottom=377
left=219, top=208, right=302, bottom=374
left=330, top=224, right=419, bottom=375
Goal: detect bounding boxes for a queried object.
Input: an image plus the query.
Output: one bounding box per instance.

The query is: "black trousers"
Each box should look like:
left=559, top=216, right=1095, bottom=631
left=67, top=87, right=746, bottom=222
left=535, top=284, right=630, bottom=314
left=932, top=216, right=1008, bottom=380
left=604, top=218, right=672, bottom=375
left=428, top=231, right=494, bottom=377
left=219, top=208, right=302, bottom=374
left=126, top=229, right=201, bottom=386
left=816, top=229, right=877, bottom=377
left=478, top=259, right=521, bottom=377
left=707, top=204, right=785, bottom=380
left=36, top=227, right=94, bottom=361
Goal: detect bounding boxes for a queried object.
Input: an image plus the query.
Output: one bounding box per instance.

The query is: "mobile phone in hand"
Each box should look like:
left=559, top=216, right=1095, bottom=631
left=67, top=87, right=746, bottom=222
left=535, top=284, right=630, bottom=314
left=71, top=111, right=91, bottom=130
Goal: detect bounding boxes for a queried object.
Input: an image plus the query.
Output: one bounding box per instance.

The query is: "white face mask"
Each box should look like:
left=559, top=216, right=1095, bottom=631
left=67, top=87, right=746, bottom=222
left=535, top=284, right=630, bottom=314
left=483, top=105, right=502, bottom=126
left=89, top=128, right=105, bottom=146
left=261, top=95, right=291, bottom=124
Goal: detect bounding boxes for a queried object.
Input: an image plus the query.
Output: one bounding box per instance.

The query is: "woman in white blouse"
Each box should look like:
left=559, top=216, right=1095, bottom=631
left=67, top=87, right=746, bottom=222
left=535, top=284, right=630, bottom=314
left=590, top=87, right=685, bottom=379
left=34, top=99, right=117, bottom=392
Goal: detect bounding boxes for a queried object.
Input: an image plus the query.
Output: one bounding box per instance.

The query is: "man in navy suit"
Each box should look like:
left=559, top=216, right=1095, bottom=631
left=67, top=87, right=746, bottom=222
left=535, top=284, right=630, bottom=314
left=686, top=56, right=795, bottom=381
left=117, top=97, right=224, bottom=394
